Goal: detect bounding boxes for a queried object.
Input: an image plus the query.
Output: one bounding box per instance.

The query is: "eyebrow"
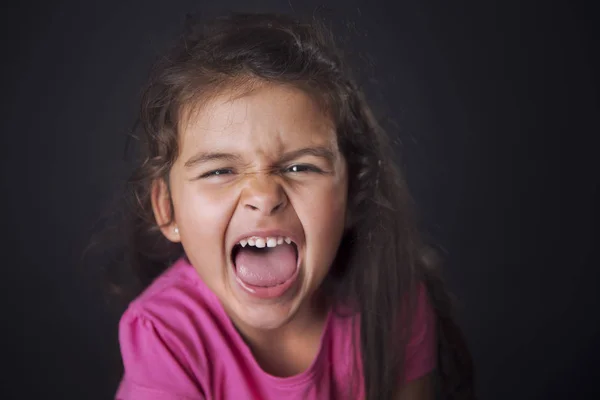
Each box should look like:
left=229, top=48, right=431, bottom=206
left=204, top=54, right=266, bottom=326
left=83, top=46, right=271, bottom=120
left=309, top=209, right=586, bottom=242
left=184, top=146, right=336, bottom=169
left=184, top=152, right=242, bottom=168
left=279, top=146, right=336, bottom=164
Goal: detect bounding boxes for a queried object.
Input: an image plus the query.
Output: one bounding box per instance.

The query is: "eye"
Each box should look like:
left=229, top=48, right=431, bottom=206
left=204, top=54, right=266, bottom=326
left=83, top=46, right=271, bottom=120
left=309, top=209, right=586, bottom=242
left=200, top=168, right=234, bottom=178
left=285, top=164, right=323, bottom=174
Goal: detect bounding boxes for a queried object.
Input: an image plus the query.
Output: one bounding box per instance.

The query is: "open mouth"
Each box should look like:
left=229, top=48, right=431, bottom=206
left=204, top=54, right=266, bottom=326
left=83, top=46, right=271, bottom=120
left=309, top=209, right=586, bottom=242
left=230, top=236, right=300, bottom=298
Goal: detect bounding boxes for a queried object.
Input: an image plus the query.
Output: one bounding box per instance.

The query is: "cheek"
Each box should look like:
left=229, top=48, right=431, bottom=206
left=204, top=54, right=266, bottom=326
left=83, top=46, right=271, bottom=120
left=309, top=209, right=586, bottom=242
left=299, top=179, right=348, bottom=251
left=174, top=184, right=236, bottom=240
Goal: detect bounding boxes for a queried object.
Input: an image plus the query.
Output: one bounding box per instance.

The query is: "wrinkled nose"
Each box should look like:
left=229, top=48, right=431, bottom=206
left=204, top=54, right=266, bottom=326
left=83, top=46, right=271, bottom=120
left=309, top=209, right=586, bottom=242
left=241, top=175, right=287, bottom=216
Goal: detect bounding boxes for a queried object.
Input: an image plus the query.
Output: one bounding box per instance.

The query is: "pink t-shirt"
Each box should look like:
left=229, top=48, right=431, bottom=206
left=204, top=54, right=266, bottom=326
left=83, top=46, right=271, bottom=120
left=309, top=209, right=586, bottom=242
left=116, top=257, right=436, bottom=400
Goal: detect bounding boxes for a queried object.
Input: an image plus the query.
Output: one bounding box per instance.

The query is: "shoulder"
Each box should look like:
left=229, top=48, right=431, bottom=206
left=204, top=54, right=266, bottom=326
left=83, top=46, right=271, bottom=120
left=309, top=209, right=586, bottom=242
left=120, top=257, right=225, bottom=355
left=124, top=257, right=221, bottom=328
left=326, top=282, right=437, bottom=395
left=117, top=257, right=223, bottom=399
left=409, top=283, right=435, bottom=340
left=404, top=282, right=437, bottom=382
left=129, top=257, right=213, bottom=308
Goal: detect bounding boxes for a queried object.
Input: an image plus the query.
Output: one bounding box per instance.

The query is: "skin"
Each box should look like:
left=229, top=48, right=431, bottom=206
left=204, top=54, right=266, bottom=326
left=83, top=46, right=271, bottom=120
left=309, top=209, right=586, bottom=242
left=152, top=81, right=433, bottom=397
left=152, top=82, right=348, bottom=375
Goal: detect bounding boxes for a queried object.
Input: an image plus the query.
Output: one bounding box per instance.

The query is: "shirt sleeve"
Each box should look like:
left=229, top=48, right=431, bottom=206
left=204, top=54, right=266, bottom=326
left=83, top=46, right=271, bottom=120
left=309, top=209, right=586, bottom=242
left=403, top=283, right=437, bottom=382
left=115, top=308, right=205, bottom=400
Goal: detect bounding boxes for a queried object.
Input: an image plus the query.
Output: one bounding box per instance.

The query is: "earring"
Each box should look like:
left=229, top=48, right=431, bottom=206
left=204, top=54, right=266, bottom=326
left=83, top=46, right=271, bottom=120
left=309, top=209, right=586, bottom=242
left=174, top=226, right=179, bottom=235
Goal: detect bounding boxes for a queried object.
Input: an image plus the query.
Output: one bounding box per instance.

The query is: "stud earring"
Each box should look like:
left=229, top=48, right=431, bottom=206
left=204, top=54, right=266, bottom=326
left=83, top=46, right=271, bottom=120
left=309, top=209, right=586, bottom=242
left=174, top=226, right=179, bottom=235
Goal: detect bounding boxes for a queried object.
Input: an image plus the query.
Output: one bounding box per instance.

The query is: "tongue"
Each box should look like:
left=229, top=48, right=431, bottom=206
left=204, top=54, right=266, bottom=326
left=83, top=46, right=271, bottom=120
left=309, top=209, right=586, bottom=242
left=234, top=244, right=297, bottom=287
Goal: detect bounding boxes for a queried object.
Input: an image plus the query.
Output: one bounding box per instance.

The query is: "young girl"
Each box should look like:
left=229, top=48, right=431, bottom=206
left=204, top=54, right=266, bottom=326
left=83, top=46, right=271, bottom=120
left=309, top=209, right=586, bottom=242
left=109, top=12, right=475, bottom=400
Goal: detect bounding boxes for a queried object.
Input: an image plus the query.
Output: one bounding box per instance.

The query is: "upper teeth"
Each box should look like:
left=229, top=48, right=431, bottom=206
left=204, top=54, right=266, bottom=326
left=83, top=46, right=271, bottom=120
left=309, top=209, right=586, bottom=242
left=239, top=236, right=292, bottom=248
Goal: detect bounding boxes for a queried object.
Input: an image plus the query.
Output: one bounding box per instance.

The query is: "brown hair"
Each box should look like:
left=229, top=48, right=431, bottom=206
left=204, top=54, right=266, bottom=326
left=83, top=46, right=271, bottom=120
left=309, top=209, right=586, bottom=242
left=97, top=12, right=475, bottom=399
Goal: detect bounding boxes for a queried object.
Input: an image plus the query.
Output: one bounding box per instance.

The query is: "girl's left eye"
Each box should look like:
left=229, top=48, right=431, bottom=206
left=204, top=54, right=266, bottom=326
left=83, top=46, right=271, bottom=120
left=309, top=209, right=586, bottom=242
left=285, top=164, right=322, bottom=173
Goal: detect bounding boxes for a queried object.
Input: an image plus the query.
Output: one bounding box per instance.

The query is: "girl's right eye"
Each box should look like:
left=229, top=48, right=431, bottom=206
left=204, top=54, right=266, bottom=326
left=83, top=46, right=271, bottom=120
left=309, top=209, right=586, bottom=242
left=199, top=169, right=234, bottom=179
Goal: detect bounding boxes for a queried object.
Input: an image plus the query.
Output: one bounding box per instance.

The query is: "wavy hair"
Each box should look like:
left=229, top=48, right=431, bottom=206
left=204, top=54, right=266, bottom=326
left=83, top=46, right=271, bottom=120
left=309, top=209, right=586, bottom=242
left=96, top=12, right=475, bottom=399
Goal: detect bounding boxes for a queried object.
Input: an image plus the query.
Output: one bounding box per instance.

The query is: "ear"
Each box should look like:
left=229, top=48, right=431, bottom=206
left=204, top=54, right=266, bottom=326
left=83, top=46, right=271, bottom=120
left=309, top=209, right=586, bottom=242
left=151, top=178, right=181, bottom=243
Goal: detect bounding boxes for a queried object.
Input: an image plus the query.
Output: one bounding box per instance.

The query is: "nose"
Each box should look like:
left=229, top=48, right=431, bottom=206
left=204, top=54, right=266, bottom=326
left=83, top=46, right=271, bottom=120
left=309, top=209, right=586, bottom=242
left=241, top=175, right=287, bottom=215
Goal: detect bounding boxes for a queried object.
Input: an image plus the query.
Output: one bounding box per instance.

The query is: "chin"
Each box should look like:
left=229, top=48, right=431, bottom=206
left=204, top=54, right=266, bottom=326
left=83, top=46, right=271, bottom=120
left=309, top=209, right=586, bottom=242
left=225, top=268, right=307, bottom=331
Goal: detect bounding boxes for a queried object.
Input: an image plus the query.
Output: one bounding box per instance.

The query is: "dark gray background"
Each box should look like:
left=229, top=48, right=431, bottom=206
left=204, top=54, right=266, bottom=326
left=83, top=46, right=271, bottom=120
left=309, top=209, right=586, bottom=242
left=2, top=1, right=598, bottom=399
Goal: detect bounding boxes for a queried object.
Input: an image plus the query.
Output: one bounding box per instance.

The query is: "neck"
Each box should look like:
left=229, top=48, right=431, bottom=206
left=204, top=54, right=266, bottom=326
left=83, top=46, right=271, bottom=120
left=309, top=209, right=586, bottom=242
left=232, top=292, right=330, bottom=376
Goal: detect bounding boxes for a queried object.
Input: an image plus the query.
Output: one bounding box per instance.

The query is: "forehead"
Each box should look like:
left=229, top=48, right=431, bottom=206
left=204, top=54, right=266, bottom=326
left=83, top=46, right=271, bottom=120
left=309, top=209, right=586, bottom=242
left=178, top=83, right=338, bottom=156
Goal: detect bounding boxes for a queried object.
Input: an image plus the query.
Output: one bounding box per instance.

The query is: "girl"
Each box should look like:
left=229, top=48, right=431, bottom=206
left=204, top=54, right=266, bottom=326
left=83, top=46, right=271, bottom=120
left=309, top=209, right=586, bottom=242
left=108, top=12, right=475, bottom=400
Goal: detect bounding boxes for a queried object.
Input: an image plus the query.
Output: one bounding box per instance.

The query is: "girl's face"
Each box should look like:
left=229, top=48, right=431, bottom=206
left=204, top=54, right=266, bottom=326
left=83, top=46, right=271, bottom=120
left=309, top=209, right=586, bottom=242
left=154, top=83, right=348, bottom=332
